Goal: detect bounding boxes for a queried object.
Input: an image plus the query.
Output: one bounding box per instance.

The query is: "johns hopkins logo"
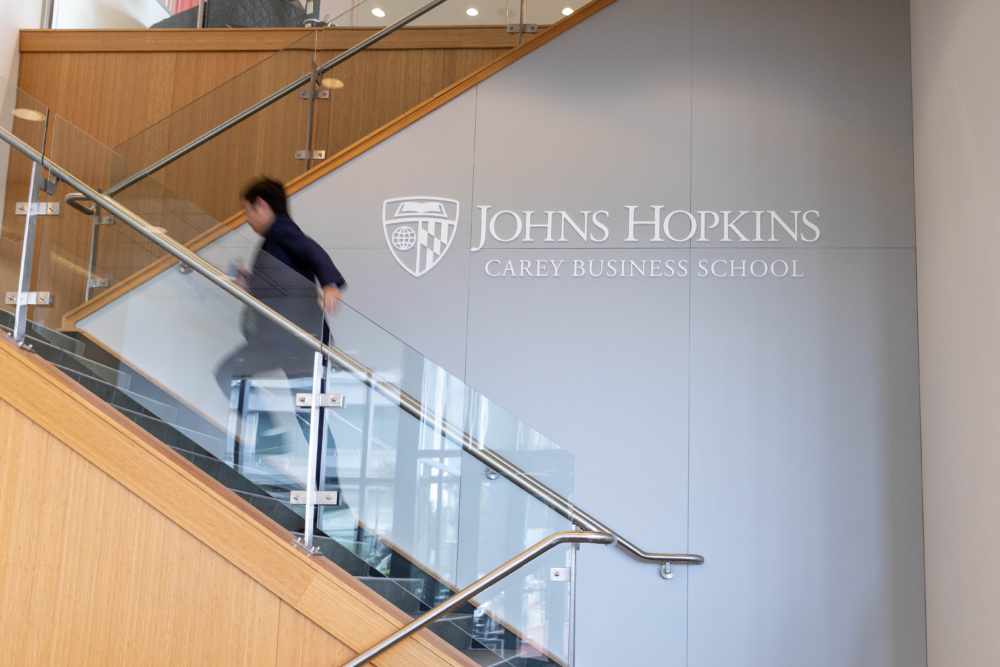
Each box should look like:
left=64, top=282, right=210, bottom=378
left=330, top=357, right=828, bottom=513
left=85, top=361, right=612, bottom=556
left=383, top=197, right=459, bottom=277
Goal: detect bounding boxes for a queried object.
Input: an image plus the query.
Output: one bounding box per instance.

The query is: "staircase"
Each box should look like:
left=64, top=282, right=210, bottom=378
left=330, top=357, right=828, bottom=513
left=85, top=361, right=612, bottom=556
left=0, top=308, right=562, bottom=667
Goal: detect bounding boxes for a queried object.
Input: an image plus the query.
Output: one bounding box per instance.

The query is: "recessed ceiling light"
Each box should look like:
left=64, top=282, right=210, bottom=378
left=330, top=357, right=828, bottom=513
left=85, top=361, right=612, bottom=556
left=371, top=7, right=385, bottom=17
left=562, top=7, right=574, bottom=15
left=466, top=7, right=479, bottom=16
left=12, top=108, right=45, bottom=122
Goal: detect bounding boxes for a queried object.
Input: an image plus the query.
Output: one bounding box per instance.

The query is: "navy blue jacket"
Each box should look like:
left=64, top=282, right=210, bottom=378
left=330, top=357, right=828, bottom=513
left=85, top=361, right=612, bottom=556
left=250, top=214, right=345, bottom=295
left=243, top=215, right=345, bottom=339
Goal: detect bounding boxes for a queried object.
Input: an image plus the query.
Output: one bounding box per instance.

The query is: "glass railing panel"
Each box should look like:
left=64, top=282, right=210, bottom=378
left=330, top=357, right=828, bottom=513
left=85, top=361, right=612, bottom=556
left=111, top=0, right=538, bottom=230
left=48, top=0, right=585, bottom=30
left=45, top=116, right=211, bottom=327
left=47, top=114, right=282, bottom=327
left=111, top=31, right=322, bottom=222
left=312, top=0, right=526, bottom=161
left=0, top=78, right=50, bottom=317
left=321, top=0, right=585, bottom=27
left=324, top=299, right=574, bottom=496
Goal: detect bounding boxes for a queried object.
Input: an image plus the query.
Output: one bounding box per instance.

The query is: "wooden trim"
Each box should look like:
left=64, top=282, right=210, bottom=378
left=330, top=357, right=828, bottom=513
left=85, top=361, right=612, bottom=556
left=58, top=0, right=617, bottom=329
left=0, top=336, right=473, bottom=667
left=19, top=26, right=529, bottom=54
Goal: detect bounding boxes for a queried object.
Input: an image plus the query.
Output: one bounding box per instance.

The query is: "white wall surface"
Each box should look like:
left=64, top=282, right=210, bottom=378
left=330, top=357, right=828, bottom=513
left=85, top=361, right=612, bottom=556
left=910, top=2, right=1000, bottom=665
left=52, top=0, right=167, bottom=29
left=2, top=0, right=167, bottom=82
left=0, top=0, right=44, bottom=82
left=0, top=0, right=45, bottom=236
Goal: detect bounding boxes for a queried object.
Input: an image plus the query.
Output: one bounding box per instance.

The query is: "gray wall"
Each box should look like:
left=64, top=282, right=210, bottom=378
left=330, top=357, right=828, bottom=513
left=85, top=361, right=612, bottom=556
left=290, top=0, right=925, bottom=664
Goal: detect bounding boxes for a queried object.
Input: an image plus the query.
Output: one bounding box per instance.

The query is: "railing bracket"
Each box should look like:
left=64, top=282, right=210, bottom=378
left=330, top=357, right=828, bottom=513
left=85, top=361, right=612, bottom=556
left=660, top=562, right=674, bottom=580
left=507, top=23, right=538, bottom=34
left=292, top=536, right=323, bottom=556
left=299, top=89, right=330, bottom=100
left=289, top=490, right=340, bottom=506
left=296, top=393, right=343, bottom=408
left=41, top=176, right=59, bottom=196
left=16, top=202, right=59, bottom=216
left=294, top=150, right=326, bottom=161
left=6, top=291, right=51, bottom=306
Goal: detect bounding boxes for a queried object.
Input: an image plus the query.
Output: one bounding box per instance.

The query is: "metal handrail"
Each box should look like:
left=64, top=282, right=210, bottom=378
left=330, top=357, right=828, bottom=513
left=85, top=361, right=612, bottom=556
left=65, top=192, right=96, bottom=215
left=340, top=530, right=616, bottom=667
left=104, top=0, right=450, bottom=198
left=0, top=126, right=704, bottom=575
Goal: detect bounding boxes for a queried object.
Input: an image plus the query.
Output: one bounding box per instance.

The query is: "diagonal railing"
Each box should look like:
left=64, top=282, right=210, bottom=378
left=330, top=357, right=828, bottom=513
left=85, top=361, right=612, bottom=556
left=1, top=124, right=705, bottom=576
left=341, top=531, right=616, bottom=667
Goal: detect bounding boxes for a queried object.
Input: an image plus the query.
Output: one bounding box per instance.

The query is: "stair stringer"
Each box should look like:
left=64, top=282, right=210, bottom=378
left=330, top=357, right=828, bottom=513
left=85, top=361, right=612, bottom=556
left=0, top=336, right=472, bottom=667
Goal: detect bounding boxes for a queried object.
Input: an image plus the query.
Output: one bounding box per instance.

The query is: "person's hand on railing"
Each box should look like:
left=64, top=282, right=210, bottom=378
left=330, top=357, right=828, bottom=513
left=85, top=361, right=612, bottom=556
left=321, top=284, right=341, bottom=315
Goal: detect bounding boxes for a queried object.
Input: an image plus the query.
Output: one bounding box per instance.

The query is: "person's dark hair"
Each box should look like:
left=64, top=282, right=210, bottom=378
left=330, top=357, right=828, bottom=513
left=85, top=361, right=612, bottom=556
left=242, top=177, right=289, bottom=217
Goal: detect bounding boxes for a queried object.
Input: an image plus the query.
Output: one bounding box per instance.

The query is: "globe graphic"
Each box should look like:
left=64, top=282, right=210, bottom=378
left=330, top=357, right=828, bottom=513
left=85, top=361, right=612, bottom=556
left=392, top=226, right=417, bottom=251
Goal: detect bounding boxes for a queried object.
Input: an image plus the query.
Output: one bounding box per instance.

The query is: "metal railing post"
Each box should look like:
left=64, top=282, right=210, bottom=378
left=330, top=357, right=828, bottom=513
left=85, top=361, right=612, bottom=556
left=304, top=59, right=319, bottom=173
left=12, top=163, right=44, bottom=345
left=303, top=349, right=325, bottom=547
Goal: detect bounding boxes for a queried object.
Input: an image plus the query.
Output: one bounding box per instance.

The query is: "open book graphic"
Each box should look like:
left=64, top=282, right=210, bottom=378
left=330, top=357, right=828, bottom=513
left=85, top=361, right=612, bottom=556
left=394, top=201, right=448, bottom=218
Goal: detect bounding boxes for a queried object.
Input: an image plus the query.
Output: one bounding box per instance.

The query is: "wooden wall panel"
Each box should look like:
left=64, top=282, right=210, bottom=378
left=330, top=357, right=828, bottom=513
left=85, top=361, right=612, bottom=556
left=0, top=399, right=285, bottom=665
left=6, top=28, right=512, bottom=327
left=276, top=601, right=358, bottom=665
left=0, top=338, right=473, bottom=667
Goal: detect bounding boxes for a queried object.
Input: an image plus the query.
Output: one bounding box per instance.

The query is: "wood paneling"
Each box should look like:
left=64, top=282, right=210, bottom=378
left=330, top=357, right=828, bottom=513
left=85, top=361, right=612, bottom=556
left=0, top=336, right=473, bottom=667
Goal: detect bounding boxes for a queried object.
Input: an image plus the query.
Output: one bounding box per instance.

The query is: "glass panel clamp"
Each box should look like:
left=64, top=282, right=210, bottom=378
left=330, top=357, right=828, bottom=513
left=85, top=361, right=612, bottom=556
left=550, top=567, right=572, bottom=582
left=41, top=176, right=60, bottom=197
left=294, top=150, right=326, bottom=161
left=289, top=490, right=340, bottom=506
left=16, top=202, right=59, bottom=216
left=295, top=393, right=343, bottom=408
left=5, top=291, right=51, bottom=306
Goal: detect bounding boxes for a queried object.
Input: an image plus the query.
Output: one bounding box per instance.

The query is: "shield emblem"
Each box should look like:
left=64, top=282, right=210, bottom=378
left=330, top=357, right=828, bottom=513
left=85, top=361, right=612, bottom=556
left=383, top=197, right=460, bottom=277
